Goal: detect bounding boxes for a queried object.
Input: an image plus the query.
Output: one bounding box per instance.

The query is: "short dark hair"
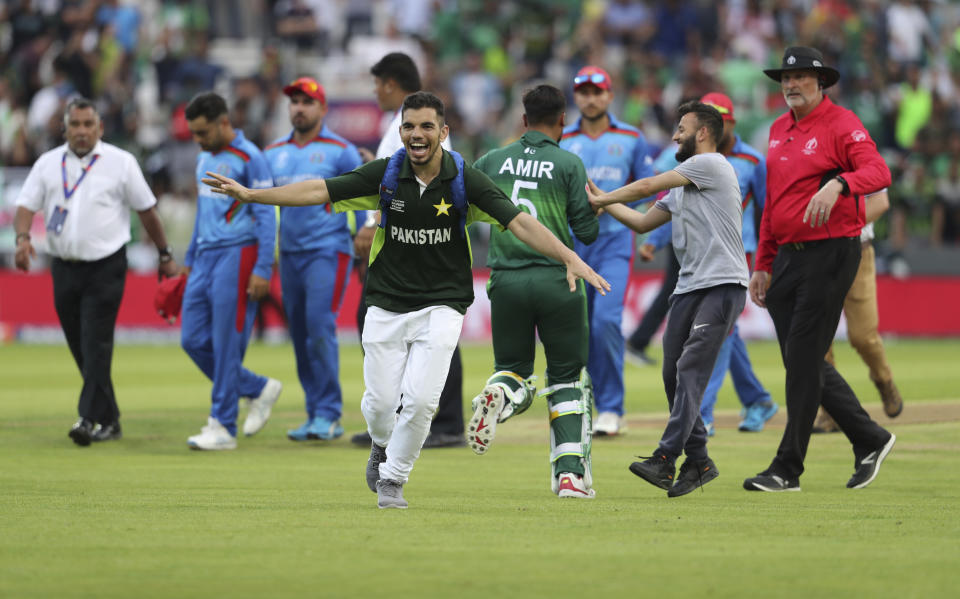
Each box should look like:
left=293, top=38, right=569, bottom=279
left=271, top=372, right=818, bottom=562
left=63, top=97, right=98, bottom=124
left=184, top=92, right=229, bottom=122
left=677, top=101, right=723, bottom=145
left=522, top=84, right=565, bottom=127
left=401, top=91, right=445, bottom=123
left=370, top=53, right=421, bottom=93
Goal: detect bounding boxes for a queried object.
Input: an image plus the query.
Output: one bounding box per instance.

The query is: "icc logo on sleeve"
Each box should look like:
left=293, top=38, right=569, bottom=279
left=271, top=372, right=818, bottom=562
left=851, top=130, right=867, bottom=142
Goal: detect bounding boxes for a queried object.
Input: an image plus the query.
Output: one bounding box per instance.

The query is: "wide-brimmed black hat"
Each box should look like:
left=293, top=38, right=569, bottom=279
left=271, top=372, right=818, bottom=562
left=763, top=46, right=840, bottom=88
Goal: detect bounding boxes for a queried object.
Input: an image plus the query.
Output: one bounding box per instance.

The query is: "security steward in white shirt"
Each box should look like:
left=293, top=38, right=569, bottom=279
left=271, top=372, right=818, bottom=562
left=13, top=97, right=179, bottom=446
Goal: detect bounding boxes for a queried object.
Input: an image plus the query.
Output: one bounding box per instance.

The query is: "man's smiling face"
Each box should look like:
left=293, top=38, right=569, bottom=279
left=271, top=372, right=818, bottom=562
left=400, top=107, right=448, bottom=166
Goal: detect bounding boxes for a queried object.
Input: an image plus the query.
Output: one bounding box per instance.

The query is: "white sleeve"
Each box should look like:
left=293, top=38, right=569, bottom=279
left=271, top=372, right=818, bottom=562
left=123, top=153, right=158, bottom=211
left=15, top=158, right=49, bottom=212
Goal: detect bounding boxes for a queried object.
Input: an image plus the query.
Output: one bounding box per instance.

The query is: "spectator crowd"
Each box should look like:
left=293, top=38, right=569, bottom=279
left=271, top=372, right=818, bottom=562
left=3, top=0, right=960, bottom=256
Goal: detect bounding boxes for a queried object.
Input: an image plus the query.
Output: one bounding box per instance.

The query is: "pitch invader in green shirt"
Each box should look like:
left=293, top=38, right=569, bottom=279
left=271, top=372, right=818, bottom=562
left=469, top=85, right=601, bottom=498
left=203, top=91, right=609, bottom=509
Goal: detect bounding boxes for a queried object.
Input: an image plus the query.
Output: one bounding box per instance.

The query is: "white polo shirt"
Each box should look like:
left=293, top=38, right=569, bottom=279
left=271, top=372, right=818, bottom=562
left=16, top=140, right=157, bottom=261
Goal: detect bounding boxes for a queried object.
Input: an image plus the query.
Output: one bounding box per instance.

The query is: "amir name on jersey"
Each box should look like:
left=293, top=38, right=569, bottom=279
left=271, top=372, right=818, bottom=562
left=498, top=157, right=556, bottom=180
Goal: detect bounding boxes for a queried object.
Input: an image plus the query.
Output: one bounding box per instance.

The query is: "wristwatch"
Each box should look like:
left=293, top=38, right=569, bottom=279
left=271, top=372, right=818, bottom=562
left=834, top=175, right=850, bottom=196
left=159, top=246, right=174, bottom=263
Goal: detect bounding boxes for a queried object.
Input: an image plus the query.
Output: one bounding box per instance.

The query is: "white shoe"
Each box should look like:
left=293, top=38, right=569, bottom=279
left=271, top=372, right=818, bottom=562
left=243, top=378, right=282, bottom=436
left=467, top=385, right=505, bottom=455
left=593, top=411, right=624, bottom=436
left=556, top=472, right=596, bottom=499
left=188, top=417, right=237, bottom=450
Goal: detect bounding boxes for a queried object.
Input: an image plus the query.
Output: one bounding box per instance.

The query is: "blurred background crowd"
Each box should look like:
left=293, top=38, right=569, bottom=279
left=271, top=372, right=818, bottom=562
left=3, top=0, right=960, bottom=274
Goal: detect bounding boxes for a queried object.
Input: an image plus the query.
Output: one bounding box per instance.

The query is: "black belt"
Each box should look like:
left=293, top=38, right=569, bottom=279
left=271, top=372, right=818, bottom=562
left=781, top=237, right=859, bottom=251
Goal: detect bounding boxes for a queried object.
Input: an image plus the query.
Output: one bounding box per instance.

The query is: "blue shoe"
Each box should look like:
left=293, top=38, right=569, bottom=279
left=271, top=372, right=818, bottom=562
left=739, top=401, right=779, bottom=432
left=287, top=419, right=312, bottom=441
left=307, top=416, right=344, bottom=440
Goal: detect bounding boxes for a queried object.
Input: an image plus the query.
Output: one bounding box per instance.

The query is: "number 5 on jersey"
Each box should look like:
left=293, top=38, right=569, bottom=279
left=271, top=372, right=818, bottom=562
left=510, top=180, right=539, bottom=220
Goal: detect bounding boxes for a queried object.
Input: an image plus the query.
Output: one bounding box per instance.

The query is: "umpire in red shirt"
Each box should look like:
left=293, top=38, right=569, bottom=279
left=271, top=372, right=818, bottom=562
left=744, top=47, right=896, bottom=492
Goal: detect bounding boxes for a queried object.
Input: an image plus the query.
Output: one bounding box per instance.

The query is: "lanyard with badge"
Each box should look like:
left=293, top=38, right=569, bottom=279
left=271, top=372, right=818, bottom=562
left=49, top=152, right=99, bottom=235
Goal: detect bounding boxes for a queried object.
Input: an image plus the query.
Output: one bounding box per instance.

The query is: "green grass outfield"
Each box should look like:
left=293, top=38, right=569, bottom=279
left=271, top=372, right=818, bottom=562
left=1, top=339, right=958, bottom=598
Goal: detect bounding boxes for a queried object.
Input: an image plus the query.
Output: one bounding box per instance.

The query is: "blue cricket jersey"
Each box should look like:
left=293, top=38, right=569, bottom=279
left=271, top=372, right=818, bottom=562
left=265, top=124, right=364, bottom=254
left=560, top=113, right=655, bottom=236
left=647, top=135, right=766, bottom=254
left=186, top=129, right=276, bottom=279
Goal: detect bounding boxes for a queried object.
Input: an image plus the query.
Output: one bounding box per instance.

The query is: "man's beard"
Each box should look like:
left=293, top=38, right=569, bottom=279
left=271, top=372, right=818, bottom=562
left=581, top=110, right=608, bottom=123
left=675, top=135, right=697, bottom=162
left=294, top=117, right=318, bottom=134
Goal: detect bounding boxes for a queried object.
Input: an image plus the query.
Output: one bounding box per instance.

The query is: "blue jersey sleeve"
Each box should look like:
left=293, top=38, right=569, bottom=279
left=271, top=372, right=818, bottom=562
left=752, top=157, right=767, bottom=215
left=646, top=222, right=672, bottom=250
left=246, top=152, right=277, bottom=278
left=628, top=137, right=656, bottom=208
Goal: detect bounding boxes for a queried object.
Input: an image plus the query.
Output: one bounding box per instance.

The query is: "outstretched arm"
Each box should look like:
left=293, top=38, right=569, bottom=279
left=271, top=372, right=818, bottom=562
left=202, top=171, right=330, bottom=206
left=589, top=170, right=689, bottom=207
left=587, top=180, right=672, bottom=233
left=506, top=212, right=610, bottom=295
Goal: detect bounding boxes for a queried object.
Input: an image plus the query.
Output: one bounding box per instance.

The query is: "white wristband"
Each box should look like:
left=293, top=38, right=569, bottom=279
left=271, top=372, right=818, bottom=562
left=363, top=213, right=378, bottom=228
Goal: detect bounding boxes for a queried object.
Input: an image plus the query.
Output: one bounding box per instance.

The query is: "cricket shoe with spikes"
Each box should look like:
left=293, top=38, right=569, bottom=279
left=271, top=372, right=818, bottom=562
left=556, top=472, right=596, bottom=499
left=468, top=385, right=505, bottom=455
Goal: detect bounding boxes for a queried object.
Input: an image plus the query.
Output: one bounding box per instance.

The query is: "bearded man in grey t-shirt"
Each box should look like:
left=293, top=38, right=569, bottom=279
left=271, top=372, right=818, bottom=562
left=588, top=101, right=748, bottom=498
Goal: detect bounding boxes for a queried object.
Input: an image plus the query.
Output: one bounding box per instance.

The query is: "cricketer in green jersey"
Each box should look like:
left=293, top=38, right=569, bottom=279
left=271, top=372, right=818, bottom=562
left=202, top=91, right=609, bottom=509
left=469, top=84, right=601, bottom=499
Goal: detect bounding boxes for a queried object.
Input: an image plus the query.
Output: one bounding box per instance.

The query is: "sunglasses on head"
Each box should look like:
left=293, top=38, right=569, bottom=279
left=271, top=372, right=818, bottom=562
left=290, top=78, right=318, bottom=92
left=704, top=102, right=730, bottom=115
left=574, top=73, right=607, bottom=87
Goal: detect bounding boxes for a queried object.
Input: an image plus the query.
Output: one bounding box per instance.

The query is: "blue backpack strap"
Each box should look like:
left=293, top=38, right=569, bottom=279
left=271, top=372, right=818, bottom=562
left=378, top=148, right=406, bottom=230
left=448, top=150, right=468, bottom=238
left=378, top=147, right=468, bottom=237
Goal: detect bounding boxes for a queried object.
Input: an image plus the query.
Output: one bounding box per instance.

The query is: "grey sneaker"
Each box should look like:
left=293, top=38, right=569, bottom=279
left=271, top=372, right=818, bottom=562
left=366, top=442, right=387, bottom=492
left=376, top=478, right=408, bottom=509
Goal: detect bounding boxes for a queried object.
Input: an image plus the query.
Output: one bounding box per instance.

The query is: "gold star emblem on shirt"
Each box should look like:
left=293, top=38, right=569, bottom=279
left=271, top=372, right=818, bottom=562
left=434, top=198, right=452, bottom=216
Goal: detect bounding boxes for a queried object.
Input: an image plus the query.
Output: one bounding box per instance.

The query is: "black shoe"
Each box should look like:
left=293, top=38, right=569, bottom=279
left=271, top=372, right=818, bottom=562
left=743, top=471, right=800, bottom=492
left=668, top=457, right=719, bottom=497
left=847, top=434, right=896, bottom=489
left=351, top=431, right=372, bottom=446
left=68, top=418, right=94, bottom=447
left=91, top=421, right=122, bottom=442
left=422, top=432, right=467, bottom=449
left=628, top=450, right=675, bottom=490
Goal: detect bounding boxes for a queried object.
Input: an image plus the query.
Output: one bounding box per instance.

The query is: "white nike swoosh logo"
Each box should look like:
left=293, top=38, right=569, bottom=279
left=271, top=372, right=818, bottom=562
left=693, top=324, right=709, bottom=330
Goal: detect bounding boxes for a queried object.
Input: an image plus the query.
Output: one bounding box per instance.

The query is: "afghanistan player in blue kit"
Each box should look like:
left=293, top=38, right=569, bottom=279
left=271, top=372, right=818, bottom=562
left=182, top=92, right=282, bottom=450
left=560, top=66, right=654, bottom=436
left=265, top=77, right=363, bottom=442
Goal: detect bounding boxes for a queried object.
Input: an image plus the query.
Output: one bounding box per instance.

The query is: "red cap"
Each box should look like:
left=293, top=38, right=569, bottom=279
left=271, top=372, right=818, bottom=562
left=283, top=77, right=326, bottom=104
left=155, top=274, right=187, bottom=324
left=700, top=92, right=735, bottom=122
left=573, top=66, right=612, bottom=91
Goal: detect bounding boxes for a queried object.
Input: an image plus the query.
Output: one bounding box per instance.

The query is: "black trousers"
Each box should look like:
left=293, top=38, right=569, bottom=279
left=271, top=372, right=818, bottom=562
left=659, top=284, right=744, bottom=461
left=356, top=270, right=464, bottom=435
left=764, top=238, right=889, bottom=479
left=51, top=247, right=127, bottom=424
left=628, top=244, right=680, bottom=350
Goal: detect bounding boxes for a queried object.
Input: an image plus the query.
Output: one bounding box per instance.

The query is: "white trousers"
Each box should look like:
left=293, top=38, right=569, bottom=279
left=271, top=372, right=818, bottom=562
left=361, top=305, right=463, bottom=483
